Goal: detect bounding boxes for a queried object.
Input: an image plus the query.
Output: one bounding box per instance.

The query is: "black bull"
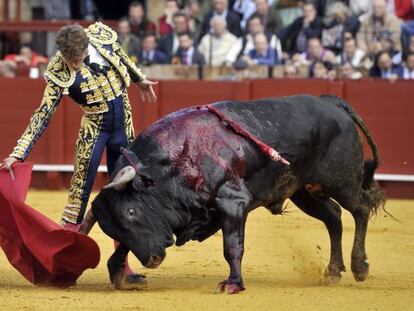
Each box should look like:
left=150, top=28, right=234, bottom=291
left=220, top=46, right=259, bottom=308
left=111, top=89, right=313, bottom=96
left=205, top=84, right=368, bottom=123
left=89, top=95, right=385, bottom=293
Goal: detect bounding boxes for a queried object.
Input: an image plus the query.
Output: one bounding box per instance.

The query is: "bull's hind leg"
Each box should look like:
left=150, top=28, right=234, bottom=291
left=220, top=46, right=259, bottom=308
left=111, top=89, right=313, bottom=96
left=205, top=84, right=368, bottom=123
left=350, top=206, right=370, bottom=281
left=290, top=189, right=345, bottom=284
left=332, top=190, right=370, bottom=282
left=215, top=180, right=251, bottom=294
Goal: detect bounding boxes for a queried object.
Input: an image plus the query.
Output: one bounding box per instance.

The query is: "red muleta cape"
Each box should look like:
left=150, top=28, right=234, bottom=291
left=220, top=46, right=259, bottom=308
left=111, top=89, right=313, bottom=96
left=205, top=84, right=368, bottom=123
left=0, top=163, right=100, bottom=287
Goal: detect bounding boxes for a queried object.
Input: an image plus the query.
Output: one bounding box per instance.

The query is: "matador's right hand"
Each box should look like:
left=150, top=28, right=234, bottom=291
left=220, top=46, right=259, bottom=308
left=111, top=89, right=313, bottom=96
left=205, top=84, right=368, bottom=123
left=0, top=156, right=19, bottom=170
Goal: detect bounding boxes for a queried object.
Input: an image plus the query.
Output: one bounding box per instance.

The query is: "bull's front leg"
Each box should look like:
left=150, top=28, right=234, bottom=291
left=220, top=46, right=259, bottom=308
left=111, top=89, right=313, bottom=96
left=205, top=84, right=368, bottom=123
left=215, top=180, right=251, bottom=294
left=107, top=243, right=147, bottom=290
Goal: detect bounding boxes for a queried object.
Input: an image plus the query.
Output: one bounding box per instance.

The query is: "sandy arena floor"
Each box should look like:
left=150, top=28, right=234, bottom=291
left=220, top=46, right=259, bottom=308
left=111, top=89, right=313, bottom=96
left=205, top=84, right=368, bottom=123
left=0, top=191, right=413, bottom=310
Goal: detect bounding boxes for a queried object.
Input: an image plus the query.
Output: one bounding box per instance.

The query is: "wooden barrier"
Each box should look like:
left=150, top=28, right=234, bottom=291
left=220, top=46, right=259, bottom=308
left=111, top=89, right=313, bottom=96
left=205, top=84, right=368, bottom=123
left=0, top=77, right=413, bottom=198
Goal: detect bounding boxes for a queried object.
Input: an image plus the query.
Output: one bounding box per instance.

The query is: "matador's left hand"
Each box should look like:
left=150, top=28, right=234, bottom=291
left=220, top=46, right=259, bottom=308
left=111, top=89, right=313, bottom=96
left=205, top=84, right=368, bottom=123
left=137, top=79, right=158, bottom=103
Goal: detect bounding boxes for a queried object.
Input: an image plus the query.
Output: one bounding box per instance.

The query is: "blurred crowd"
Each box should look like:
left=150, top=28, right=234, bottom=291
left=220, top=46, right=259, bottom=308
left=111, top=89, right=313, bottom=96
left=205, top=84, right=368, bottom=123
left=2, top=0, right=414, bottom=81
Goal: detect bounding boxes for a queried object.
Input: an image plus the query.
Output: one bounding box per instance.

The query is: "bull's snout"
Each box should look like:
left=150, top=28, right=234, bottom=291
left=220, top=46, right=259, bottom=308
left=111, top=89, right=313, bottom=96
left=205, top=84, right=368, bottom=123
left=166, top=237, right=174, bottom=247
left=145, top=255, right=165, bottom=269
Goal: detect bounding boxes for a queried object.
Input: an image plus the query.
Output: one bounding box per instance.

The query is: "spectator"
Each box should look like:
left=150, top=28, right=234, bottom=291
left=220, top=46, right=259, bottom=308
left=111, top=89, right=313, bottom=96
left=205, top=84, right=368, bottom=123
left=274, top=0, right=304, bottom=27
left=174, top=32, right=206, bottom=65
left=293, top=36, right=336, bottom=66
left=243, top=32, right=281, bottom=65
left=128, top=1, right=157, bottom=39
left=378, top=30, right=402, bottom=65
left=0, top=61, right=16, bottom=78
left=201, top=0, right=243, bottom=38
left=198, top=16, right=238, bottom=65
left=322, top=2, right=360, bottom=53
left=159, top=0, right=181, bottom=37
left=395, top=33, right=414, bottom=64
left=159, top=12, right=189, bottom=61
left=254, top=0, right=283, bottom=34
left=42, top=0, right=71, bottom=57
left=117, top=18, right=141, bottom=63
left=279, top=1, right=324, bottom=54
left=4, top=43, right=48, bottom=78
left=348, top=0, right=371, bottom=17
left=357, top=0, right=402, bottom=55
left=310, top=60, right=336, bottom=79
left=369, top=50, right=401, bottom=80
left=185, top=0, right=203, bottom=40
left=42, top=0, right=71, bottom=22
left=387, top=0, right=414, bottom=21
left=283, top=62, right=301, bottom=78
left=138, top=33, right=169, bottom=65
left=338, top=61, right=363, bottom=79
left=232, top=0, right=256, bottom=29
left=336, top=36, right=365, bottom=68
left=406, top=32, right=414, bottom=56
left=312, top=0, right=349, bottom=19
left=393, top=51, right=414, bottom=79
left=79, top=0, right=98, bottom=20
left=400, top=21, right=414, bottom=53
left=232, top=58, right=251, bottom=80
left=225, top=13, right=282, bottom=64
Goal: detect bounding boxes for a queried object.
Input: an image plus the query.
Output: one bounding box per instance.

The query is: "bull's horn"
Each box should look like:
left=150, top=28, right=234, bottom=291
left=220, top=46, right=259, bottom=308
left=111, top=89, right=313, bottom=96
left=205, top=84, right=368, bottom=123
left=79, top=209, right=96, bottom=234
left=104, top=165, right=136, bottom=190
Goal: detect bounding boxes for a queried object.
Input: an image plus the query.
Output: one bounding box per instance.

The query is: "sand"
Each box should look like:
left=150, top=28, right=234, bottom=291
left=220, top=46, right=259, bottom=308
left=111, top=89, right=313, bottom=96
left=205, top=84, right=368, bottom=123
left=0, top=191, right=413, bottom=311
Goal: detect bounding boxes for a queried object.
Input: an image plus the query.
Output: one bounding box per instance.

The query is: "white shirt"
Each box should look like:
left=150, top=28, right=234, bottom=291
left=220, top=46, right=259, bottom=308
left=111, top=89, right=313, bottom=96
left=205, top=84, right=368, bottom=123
left=336, top=48, right=365, bottom=68
left=232, top=0, right=256, bottom=29
left=172, top=34, right=180, bottom=55
left=210, top=10, right=229, bottom=34
left=225, top=33, right=282, bottom=64
left=143, top=50, right=154, bottom=61
left=198, top=32, right=238, bottom=65
left=88, top=44, right=109, bottom=67
left=403, top=67, right=414, bottom=79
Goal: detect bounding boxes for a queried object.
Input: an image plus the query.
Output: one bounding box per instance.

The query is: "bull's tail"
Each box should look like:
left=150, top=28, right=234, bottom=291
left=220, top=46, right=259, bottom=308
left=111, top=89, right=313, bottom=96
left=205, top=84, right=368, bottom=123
left=320, top=95, right=386, bottom=215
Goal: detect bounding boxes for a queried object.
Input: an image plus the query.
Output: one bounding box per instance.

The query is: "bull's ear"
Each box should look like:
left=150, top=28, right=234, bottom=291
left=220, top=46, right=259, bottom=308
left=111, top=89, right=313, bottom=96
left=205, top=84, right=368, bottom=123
left=132, top=172, right=154, bottom=190
left=120, top=148, right=155, bottom=190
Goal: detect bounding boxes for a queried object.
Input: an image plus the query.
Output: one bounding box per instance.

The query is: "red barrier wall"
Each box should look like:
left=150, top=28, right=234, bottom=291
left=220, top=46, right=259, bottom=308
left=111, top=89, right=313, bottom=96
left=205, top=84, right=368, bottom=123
left=0, top=78, right=413, bottom=198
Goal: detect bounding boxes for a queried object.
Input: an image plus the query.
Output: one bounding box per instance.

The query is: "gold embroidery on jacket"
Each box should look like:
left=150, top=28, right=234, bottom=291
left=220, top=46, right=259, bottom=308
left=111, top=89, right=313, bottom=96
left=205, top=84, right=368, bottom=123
left=112, top=41, right=145, bottom=83
left=10, top=82, right=63, bottom=160
left=122, top=91, right=135, bottom=142
left=80, top=81, right=89, bottom=93
left=86, top=22, right=118, bottom=45
left=80, top=67, right=92, bottom=79
left=44, top=52, right=75, bottom=88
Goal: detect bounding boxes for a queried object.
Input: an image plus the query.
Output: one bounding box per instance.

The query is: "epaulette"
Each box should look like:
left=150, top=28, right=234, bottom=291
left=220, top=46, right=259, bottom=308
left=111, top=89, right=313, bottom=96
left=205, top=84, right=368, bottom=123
left=44, top=52, right=75, bottom=89
left=86, top=22, right=118, bottom=45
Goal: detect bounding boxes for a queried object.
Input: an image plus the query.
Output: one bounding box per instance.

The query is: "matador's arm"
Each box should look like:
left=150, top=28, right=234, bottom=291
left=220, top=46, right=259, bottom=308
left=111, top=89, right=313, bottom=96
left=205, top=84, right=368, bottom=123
left=10, top=81, right=63, bottom=160
left=112, top=41, right=146, bottom=83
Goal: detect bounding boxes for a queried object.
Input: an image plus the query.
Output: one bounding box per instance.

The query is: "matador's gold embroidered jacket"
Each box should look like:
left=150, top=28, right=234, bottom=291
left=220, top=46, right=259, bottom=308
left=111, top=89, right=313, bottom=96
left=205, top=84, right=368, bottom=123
left=10, top=22, right=145, bottom=160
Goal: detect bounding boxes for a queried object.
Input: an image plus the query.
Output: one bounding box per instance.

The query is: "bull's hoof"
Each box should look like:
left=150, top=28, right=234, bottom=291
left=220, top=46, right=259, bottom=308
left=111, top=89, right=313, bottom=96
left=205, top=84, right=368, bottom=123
left=323, top=271, right=342, bottom=286
left=127, top=273, right=147, bottom=284
left=352, top=259, right=369, bottom=282
left=215, top=281, right=245, bottom=294
left=323, top=264, right=345, bottom=285
left=112, top=270, right=148, bottom=290
left=267, top=203, right=284, bottom=215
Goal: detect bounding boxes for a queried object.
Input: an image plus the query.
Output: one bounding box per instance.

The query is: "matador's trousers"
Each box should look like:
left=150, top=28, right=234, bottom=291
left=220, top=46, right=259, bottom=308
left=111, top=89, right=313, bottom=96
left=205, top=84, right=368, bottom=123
left=61, top=92, right=134, bottom=225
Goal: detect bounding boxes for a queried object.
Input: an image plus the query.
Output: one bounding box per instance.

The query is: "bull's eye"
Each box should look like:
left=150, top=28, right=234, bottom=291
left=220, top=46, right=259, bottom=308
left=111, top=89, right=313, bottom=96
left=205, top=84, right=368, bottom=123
left=127, top=208, right=135, bottom=217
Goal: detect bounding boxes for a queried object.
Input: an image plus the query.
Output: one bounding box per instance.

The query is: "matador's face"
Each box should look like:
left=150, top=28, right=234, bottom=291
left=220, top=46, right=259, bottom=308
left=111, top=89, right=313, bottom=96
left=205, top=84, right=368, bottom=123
left=64, top=48, right=88, bottom=72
